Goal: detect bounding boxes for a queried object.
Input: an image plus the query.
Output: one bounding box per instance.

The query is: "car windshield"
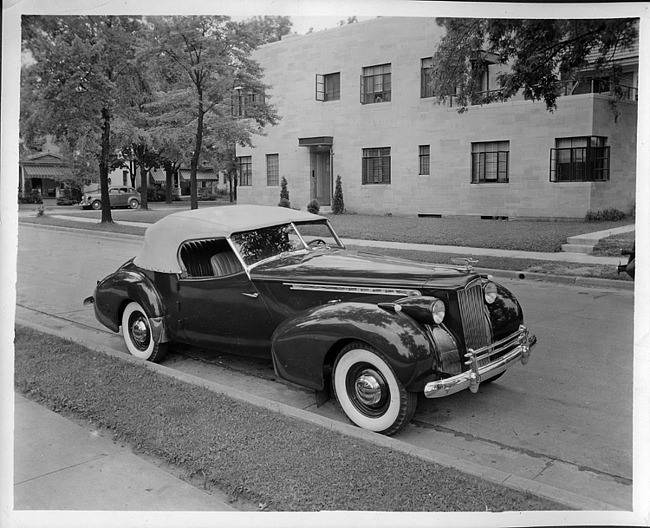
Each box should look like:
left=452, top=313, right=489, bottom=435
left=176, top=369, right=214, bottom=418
left=230, top=220, right=343, bottom=267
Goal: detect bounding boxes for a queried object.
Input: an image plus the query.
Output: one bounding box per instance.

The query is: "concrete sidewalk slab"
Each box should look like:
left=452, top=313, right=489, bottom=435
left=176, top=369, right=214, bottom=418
left=14, top=394, right=237, bottom=511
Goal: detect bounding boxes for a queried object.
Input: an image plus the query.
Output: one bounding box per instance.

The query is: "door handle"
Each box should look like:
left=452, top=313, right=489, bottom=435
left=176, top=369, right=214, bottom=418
left=242, top=292, right=259, bottom=298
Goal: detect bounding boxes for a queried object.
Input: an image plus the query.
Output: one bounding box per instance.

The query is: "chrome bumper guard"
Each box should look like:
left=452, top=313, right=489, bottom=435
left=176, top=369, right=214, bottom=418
left=424, top=325, right=536, bottom=399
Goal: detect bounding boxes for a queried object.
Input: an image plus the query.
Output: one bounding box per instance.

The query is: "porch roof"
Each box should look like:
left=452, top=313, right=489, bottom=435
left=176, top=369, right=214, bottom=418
left=298, top=136, right=333, bottom=147
left=22, top=165, right=70, bottom=179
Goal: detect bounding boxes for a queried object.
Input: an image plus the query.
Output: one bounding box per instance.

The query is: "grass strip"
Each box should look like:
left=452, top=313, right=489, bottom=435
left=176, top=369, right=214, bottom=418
left=15, top=326, right=564, bottom=512
left=349, top=246, right=632, bottom=282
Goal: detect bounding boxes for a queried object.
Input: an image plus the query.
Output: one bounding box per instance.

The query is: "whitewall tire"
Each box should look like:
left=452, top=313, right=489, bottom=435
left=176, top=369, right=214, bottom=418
left=333, top=341, right=417, bottom=435
left=121, top=301, right=168, bottom=362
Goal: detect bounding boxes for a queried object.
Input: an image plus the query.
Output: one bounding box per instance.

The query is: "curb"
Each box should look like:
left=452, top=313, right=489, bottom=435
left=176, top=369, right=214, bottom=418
left=15, top=315, right=623, bottom=511
left=479, top=267, right=635, bottom=291
left=18, top=221, right=634, bottom=291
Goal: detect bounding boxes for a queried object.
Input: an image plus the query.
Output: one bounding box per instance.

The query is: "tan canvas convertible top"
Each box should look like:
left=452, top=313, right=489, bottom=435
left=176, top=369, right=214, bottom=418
left=133, top=204, right=325, bottom=273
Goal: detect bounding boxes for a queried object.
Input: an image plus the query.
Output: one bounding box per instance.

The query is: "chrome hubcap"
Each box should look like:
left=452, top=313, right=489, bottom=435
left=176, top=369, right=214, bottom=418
left=130, top=317, right=150, bottom=350
left=354, top=370, right=383, bottom=406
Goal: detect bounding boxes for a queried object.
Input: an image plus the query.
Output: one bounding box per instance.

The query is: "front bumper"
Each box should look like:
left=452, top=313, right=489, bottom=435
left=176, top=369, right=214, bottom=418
left=424, top=325, right=536, bottom=398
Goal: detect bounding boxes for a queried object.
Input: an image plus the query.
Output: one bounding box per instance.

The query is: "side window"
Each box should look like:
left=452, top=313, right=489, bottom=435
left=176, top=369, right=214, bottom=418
left=421, top=58, right=434, bottom=98
left=266, top=154, right=279, bottom=186
left=419, top=145, right=430, bottom=175
left=360, top=64, right=391, bottom=104
left=316, top=72, right=341, bottom=101
left=237, top=156, right=252, bottom=186
left=550, top=136, right=609, bottom=182
left=471, top=141, right=509, bottom=183
left=362, top=147, right=391, bottom=184
left=179, top=239, right=243, bottom=278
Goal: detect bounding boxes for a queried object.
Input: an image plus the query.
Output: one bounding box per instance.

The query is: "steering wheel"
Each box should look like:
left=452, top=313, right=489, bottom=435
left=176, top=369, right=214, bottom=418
left=308, top=238, right=327, bottom=247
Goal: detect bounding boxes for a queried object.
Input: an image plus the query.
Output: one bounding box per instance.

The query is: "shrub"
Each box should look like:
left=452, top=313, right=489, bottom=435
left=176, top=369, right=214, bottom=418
left=18, top=189, right=43, bottom=204
left=332, top=175, right=345, bottom=214
left=307, top=199, right=320, bottom=214
left=279, top=177, right=290, bottom=207
left=585, top=208, right=627, bottom=222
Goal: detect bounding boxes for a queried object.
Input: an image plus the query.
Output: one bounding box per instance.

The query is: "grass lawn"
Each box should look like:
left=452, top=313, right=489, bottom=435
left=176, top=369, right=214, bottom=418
left=25, top=203, right=633, bottom=252
left=14, top=326, right=565, bottom=512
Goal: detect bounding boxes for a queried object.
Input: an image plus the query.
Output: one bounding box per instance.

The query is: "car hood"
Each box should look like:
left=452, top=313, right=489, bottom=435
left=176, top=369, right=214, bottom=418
left=250, top=249, right=479, bottom=290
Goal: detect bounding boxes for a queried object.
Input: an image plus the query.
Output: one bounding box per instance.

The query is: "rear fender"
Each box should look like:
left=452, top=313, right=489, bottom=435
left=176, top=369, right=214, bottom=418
left=92, top=269, right=165, bottom=338
left=271, top=302, right=437, bottom=391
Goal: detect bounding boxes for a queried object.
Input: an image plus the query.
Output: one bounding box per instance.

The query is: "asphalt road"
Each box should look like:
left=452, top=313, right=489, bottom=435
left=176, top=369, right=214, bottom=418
left=15, top=224, right=635, bottom=508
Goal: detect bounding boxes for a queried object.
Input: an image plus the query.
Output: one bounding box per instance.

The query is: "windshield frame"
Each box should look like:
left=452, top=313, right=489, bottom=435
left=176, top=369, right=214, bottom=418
left=229, top=219, right=345, bottom=271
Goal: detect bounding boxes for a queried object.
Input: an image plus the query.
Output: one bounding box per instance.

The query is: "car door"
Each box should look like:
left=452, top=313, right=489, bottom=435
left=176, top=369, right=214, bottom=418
left=108, top=187, right=121, bottom=207
left=172, top=239, right=280, bottom=357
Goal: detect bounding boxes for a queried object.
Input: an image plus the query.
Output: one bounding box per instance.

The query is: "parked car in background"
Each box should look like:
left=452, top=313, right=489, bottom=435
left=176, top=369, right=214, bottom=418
left=80, top=186, right=141, bottom=210
left=84, top=205, right=537, bottom=435
left=617, top=243, right=635, bottom=280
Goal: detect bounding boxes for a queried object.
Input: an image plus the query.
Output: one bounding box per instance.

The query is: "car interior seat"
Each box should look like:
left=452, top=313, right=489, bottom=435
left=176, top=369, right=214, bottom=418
left=210, top=252, right=244, bottom=276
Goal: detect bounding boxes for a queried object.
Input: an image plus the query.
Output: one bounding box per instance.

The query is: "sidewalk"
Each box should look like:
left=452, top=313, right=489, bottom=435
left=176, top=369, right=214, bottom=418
left=13, top=393, right=237, bottom=511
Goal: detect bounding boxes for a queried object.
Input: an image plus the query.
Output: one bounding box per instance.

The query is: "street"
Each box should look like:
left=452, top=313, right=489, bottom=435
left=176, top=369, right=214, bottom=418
left=15, top=224, right=635, bottom=507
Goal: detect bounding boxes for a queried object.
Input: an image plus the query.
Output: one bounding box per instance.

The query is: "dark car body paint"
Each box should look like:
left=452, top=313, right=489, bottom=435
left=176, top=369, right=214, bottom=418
left=93, top=261, right=164, bottom=333
left=91, top=248, right=526, bottom=390
left=271, top=302, right=436, bottom=391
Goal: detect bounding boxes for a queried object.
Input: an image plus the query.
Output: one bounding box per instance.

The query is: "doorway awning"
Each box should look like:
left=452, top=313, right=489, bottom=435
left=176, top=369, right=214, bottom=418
left=298, top=136, right=333, bottom=147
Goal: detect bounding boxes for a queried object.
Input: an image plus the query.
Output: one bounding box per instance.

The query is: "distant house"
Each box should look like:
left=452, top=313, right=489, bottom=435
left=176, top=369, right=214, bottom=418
left=19, top=152, right=71, bottom=198
left=235, top=17, right=638, bottom=219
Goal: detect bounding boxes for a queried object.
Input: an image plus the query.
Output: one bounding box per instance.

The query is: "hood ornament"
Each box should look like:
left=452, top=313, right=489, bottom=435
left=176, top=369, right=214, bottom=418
left=451, top=257, right=479, bottom=271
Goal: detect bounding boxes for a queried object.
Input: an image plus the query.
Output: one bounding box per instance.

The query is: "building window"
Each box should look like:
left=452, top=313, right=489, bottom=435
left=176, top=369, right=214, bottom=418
left=550, top=137, right=610, bottom=182
left=361, top=64, right=391, bottom=104
left=232, top=91, right=264, bottom=118
left=421, top=58, right=434, bottom=98
left=471, top=141, right=509, bottom=183
left=266, top=154, right=279, bottom=186
left=362, top=148, right=391, bottom=184
left=419, top=145, right=430, bottom=175
left=316, top=73, right=341, bottom=101
left=237, top=156, right=252, bottom=186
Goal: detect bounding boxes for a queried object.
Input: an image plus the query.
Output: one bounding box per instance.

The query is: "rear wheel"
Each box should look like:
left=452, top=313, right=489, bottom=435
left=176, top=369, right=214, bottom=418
left=121, top=302, right=168, bottom=362
left=129, top=198, right=139, bottom=209
left=332, top=341, right=417, bottom=435
left=91, top=200, right=102, bottom=210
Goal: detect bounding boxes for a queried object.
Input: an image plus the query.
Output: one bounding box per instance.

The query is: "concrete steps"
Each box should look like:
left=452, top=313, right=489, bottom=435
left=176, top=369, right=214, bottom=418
left=561, top=225, right=635, bottom=254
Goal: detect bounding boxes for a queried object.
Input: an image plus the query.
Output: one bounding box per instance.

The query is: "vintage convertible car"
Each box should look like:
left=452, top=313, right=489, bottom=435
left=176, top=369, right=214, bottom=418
left=85, top=205, right=536, bottom=435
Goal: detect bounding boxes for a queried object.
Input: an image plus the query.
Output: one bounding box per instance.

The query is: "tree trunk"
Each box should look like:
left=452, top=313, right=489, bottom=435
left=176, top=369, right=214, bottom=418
left=190, top=88, right=205, bottom=211
left=140, top=164, right=149, bottom=210
left=164, top=160, right=174, bottom=204
left=228, top=171, right=233, bottom=202
left=99, top=107, right=113, bottom=224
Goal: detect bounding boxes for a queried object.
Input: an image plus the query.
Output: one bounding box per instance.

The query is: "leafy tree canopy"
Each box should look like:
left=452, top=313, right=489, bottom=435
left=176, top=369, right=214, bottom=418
left=430, top=18, right=638, bottom=112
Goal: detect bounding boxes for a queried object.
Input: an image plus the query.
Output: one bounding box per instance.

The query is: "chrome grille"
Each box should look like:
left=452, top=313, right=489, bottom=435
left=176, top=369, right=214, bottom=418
left=458, top=282, right=492, bottom=359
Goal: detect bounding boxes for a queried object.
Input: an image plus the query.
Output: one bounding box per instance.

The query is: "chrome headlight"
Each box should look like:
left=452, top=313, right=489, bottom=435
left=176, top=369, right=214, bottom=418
left=484, top=281, right=498, bottom=304
left=431, top=299, right=445, bottom=324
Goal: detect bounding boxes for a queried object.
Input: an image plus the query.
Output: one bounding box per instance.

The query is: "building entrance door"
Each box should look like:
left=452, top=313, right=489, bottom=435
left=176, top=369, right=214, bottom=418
left=313, top=147, right=331, bottom=206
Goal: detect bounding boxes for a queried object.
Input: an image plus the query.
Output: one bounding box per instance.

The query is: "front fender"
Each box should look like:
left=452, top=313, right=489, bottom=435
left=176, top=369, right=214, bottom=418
left=488, top=282, right=524, bottom=339
left=92, top=267, right=164, bottom=334
left=271, top=302, right=436, bottom=392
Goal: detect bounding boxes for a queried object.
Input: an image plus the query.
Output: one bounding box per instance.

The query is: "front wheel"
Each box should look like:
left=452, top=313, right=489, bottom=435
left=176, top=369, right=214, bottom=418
left=121, top=302, right=168, bottom=362
left=332, top=341, right=417, bottom=435
left=91, top=200, right=102, bottom=210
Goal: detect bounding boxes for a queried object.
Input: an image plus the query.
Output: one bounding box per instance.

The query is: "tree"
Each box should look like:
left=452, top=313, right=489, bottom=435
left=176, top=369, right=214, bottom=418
left=21, top=16, right=148, bottom=222
left=430, top=18, right=638, bottom=113
left=147, top=16, right=280, bottom=209
left=238, top=15, right=293, bottom=45
left=278, top=176, right=290, bottom=207
left=332, top=175, right=345, bottom=214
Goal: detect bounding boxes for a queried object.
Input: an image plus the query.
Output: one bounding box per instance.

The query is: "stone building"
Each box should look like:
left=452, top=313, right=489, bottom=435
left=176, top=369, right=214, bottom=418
left=235, top=17, right=638, bottom=219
